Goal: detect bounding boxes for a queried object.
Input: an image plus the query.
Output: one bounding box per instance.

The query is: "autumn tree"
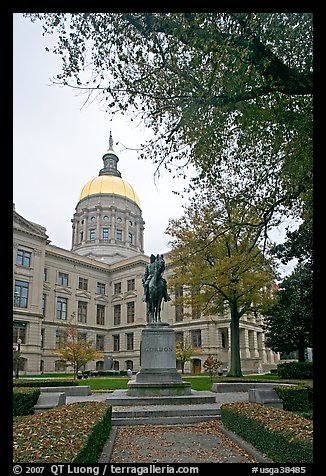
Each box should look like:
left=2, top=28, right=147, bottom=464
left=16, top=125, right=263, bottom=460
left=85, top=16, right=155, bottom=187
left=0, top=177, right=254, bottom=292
left=167, top=170, right=279, bottom=377
left=24, top=13, right=312, bottom=223
left=175, top=337, right=201, bottom=374
left=55, top=324, right=103, bottom=378
left=203, top=355, right=223, bottom=382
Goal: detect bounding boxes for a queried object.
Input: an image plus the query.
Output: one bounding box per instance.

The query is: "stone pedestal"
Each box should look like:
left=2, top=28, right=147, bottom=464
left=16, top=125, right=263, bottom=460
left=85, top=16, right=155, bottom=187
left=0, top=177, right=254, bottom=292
left=127, top=322, right=191, bottom=396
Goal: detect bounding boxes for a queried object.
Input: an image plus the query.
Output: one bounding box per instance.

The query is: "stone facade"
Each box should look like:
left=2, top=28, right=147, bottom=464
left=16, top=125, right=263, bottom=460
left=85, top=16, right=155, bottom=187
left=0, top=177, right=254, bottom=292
left=13, top=206, right=279, bottom=376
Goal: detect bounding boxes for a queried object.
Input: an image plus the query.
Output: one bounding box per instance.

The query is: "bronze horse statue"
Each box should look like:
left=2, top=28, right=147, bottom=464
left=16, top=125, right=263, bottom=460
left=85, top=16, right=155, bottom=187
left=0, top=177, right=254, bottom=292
left=147, top=255, right=165, bottom=323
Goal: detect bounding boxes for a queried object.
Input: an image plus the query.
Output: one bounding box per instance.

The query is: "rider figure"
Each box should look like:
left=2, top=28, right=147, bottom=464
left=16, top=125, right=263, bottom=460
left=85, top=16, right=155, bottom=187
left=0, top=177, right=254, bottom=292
left=142, top=254, right=171, bottom=303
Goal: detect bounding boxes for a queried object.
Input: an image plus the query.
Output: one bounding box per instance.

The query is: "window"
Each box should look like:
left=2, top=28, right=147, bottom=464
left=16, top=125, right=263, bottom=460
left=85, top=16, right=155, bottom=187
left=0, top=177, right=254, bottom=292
left=90, top=216, right=96, bottom=222
left=191, top=330, right=202, bottom=348
left=78, top=332, right=87, bottom=342
left=58, top=272, right=69, bottom=286
left=42, top=294, right=46, bottom=318
left=116, top=229, right=122, bottom=241
left=96, top=361, right=104, bottom=371
left=114, top=282, right=121, bottom=294
left=55, top=330, right=65, bottom=349
left=127, top=302, right=135, bottom=323
left=127, top=279, right=135, bottom=291
left=97, top=282, right=106, bottom=295
left=103, top=215, right=109, bottom=221
left=175, top=332, right=184, bottom=345
left=175, top=286, right=184, bottom=322
left=96, top=335, right=105, bottom=351
left=14, top=280, right=29, bottom=308
left=43, top=268, right=48, bottom=281
left=125, top=360, right=133, bottom=371
left=13, top=323, right=26, bottom=344
left=114, top=304, right=121, bottom=325
left=78, top=301, right=87, bottom=323
left=17, top=249, right=32, bottom=267
left=221, top=330, right=228, bottom=349
left=113, top=335, right=120, bottom=352
left=103, top=228, right=109, bottom=241
left=126, top=333, right=134, bottom=351
left=128, top=232, right=133, bottom=244
left=97, top=304, right=105, bottom=325
left=41, top=329, right=45, bottom=349
left=80, top=231, right=84, bottom=241
left=90, top=229, right=95, bottom=241
left=56, top=297, right=68, bottom=320
left=191, top=287, right=201, bottom=319
left=78, top=277, right=88, bottom=291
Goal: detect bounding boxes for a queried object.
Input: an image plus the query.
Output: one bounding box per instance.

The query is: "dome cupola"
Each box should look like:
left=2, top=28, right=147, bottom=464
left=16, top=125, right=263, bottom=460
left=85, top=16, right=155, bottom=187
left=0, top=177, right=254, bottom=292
left=71, top=131, right=145, bottom=264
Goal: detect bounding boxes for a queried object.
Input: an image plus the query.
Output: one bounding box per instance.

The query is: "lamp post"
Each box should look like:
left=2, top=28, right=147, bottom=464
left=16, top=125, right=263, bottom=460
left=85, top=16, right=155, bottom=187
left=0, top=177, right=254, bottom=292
left=15, top=338, right=22, bottom=379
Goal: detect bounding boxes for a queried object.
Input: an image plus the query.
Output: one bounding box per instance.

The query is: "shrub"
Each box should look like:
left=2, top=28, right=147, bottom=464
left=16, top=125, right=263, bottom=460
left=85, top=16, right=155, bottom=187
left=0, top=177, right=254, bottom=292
left=13, top=402, right=112, bottom=463
left=221, top=402, right=313, bottom=463
left=13, top=379, right=78, bottom=388
left=13, top=387, right=40, bottom=416
left=274, top=385, right=313, bottom=412
left=277, top=362, right=313, bottom=379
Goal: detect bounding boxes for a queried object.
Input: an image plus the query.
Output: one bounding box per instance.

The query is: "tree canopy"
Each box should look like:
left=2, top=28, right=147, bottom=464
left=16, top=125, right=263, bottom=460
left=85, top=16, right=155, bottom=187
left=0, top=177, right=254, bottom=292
left=25, top=12, right=312, bottom=222
left=263, top=262, right=313, bottom=361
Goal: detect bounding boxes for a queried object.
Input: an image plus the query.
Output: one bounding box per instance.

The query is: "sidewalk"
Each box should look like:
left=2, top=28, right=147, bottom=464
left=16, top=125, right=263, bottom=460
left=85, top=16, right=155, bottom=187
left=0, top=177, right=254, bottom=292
left=66, top=392, right=273, bottom=464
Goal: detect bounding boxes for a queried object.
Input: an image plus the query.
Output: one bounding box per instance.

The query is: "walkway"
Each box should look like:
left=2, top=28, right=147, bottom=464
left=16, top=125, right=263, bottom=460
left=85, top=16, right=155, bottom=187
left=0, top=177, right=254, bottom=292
left=66, top=392, right=272, bottom=463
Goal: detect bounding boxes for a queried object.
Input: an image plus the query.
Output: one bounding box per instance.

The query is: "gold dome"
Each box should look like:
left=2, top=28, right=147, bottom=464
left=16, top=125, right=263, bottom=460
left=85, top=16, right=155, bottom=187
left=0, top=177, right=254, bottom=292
left=79, top=175, right=140, bottom=207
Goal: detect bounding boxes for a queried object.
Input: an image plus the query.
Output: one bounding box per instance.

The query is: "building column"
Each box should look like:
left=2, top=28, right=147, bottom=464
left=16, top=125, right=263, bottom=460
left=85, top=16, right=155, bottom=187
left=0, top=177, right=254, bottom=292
left=250, top=330, right=260, bottom=358
left=257, top=332, right=267, bottom=363
left=240, top=328, right=251, bottom=358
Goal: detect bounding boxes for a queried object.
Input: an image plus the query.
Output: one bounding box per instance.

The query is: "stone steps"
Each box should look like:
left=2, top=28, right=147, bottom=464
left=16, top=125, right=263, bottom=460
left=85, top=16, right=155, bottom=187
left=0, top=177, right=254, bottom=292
left=106, top=389, right=220, bottom=426
left=111, top=403, right=221, bottom=426
left=106, top=389, right=217, bottom=406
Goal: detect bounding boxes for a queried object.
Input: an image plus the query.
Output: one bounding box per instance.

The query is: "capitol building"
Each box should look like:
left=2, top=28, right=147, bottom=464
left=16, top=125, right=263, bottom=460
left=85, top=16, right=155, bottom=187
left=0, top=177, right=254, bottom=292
left=13, top=133, right=280, bottom=375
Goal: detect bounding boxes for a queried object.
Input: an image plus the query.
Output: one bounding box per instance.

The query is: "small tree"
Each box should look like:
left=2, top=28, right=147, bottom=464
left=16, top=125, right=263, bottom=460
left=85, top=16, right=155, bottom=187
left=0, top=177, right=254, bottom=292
left=55, top=324, right=103, bottom=379
left=175, top=338, right=201, bottom=374
left=203, top=355, right=222, bottom=382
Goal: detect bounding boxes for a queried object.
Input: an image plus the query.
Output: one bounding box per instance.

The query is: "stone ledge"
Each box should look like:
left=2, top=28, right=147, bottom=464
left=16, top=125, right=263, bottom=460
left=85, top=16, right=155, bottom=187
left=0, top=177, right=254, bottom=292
left=211, top=382, right=294, bottom=393
left=40, top=385, right=91, bottom=396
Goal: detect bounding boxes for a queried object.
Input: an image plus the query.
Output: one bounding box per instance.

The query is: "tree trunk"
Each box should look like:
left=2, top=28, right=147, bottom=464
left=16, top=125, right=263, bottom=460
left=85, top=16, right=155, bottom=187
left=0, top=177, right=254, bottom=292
left=297, top=332, right=306, bottom=362
left=227, top=302, right=243, bottom=377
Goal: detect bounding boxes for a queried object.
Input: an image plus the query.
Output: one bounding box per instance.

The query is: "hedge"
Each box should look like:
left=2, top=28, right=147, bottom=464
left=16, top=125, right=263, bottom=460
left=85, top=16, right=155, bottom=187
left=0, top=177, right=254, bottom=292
left=13, top=387, right=40, bottom=416
left=13, top=402, right=112, bottom=463
left=13, top=379, right=78, bottom=388
left=221, top=402, right=313, bottom=463
left=274, top=385, right=313, bottom=413
left=277, top=362, right=313, bottom=379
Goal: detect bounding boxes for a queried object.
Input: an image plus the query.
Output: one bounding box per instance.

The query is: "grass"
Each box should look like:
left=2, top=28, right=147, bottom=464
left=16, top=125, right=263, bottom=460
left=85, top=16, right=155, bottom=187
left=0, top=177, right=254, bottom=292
left=78, top=377, right=129, bottom=391
left=19, top=372, right=313, bottom=392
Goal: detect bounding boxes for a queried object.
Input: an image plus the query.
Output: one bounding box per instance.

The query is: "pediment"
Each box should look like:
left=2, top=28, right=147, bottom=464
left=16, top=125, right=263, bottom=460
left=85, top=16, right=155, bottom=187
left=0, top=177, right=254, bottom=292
left=76, top=290, right=91, bottom=300
left=13, top=210, right=48, bottom=240
left=94, top=295, right=109, bottom=304
left=54, top=286, right=72, bottom=296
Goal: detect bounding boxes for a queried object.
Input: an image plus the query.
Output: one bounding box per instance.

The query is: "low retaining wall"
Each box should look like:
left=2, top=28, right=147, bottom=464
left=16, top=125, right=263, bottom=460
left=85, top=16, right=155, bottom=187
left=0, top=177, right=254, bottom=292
left=40, top=386, right=91, bottom=396
left=211, top=382, right=294, bottom=393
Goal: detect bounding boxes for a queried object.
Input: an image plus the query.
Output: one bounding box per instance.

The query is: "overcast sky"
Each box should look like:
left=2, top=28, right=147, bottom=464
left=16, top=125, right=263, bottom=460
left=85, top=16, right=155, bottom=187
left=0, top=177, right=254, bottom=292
left=13, top=13, right=297, bottom=276
left=13, top=13, right=191, bottom=257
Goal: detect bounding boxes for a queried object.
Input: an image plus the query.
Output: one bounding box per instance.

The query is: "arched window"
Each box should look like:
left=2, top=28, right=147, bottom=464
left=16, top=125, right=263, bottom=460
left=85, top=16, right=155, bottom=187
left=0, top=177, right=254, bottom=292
left=113, top=360, right=119, bottom=371
left=96, top=361, right=104, bottom=371
left=125, top=360, right=133, bottom=370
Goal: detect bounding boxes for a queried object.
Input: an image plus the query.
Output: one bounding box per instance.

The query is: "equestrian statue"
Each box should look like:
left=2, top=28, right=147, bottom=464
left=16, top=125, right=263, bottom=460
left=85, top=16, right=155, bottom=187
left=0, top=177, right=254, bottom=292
left=142, top=254, right=171, bottom=323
